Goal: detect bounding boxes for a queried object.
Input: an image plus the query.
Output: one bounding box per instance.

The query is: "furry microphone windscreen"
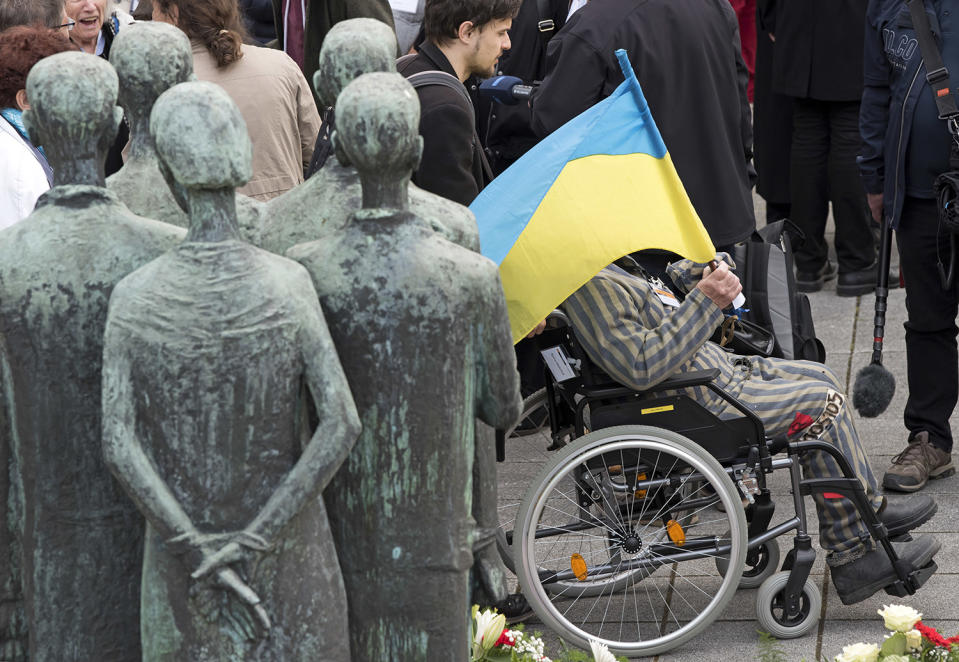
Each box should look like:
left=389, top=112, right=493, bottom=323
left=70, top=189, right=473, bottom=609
left=852, top=362, right=896, bottom=418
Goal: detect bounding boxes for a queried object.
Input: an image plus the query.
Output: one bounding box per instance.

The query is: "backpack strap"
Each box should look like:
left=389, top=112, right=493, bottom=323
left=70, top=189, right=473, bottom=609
left=406, top=69, right=475, bottom=112
left=907, top=0, right=959, bottom=121
left=536, top=0, right=556, bottom=47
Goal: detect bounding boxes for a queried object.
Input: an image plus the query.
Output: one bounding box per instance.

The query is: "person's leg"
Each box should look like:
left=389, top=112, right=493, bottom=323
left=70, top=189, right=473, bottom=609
left=896, top=197, right=959, bottom=452
left=725, top=357, right=880, bottom=562
left=789, top=98, right=831, bottom=278
left=827, top=101, right=876, bottom=275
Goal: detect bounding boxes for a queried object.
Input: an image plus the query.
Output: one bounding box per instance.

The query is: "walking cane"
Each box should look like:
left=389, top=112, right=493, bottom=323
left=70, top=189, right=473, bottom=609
left=852, top=215, right=896, bottom=417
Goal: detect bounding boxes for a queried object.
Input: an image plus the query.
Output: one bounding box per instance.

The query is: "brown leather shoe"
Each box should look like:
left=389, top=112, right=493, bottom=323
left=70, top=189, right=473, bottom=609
left=882, top=432, right=955, bottom=492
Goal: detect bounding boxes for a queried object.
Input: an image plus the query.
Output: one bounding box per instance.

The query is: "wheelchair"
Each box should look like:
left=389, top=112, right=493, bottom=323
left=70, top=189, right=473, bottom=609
left=495, top=311, right=937, bottom=658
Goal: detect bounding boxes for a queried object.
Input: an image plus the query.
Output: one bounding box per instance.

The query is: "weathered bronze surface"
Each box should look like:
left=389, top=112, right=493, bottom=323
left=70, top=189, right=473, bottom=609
left=102, top=81, right=359, bottom=661
left=106, top=22, right=265, bottom=234
left=288, top=72, right=521, bottom=660
left=259, top=18, right=478, bottom=254
left=0, top=52, right=184, bottom=661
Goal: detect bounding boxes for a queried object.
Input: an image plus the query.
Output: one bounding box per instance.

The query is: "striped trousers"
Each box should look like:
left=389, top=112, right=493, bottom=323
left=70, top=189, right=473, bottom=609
left=716, top=357, right=881, bottom=566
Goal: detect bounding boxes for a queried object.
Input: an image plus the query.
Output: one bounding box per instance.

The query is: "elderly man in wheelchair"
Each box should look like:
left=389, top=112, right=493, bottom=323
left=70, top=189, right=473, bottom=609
left=503, top=252, right=940, bottom=657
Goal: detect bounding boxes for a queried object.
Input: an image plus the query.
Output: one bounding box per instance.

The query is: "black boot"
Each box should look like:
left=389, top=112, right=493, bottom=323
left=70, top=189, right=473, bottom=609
left=830, top=535, right=940, bottom=605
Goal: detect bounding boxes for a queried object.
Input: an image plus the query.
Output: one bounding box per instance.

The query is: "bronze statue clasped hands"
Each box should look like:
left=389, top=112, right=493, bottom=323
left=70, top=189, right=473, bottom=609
left=168, top=530, right=273, bottom=640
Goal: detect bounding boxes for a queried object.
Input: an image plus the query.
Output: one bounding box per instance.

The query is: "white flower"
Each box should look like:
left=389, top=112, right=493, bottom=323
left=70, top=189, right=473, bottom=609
left=472, top=608, right=505, bottom=653
left=905, top=628, right=922, bottom=651
left=877, top=604, right=923, bottom=632
left=589, top=639, right=618, bottom=662
left=834, top=642, right=880, bottom=662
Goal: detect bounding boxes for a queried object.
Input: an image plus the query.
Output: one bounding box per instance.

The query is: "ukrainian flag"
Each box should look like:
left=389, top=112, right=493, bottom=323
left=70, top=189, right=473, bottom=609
left=470, top=49, right=715, bottom=343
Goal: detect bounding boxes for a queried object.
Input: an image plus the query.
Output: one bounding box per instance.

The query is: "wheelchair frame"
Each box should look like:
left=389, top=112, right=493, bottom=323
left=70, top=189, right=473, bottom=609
left=496, top=311, right=934, bottom=657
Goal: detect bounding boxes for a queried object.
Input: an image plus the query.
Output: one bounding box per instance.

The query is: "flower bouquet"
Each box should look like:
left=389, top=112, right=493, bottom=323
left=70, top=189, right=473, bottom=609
left=833, top=604, right=959, bottom=661
left=470, top=605, right=627, bottom=662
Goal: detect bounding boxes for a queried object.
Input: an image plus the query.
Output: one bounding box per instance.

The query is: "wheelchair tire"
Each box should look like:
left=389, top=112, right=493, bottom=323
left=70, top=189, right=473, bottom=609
left=514, top=425, right=747, bottom=657
left=755, top=571, right=821, bottom=639
left=716, top=539, right=780, bottom=589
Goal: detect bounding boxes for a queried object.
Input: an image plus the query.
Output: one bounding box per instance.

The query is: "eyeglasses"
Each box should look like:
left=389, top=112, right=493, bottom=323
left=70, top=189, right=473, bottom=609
left=53, top=18, right=76, bottom=30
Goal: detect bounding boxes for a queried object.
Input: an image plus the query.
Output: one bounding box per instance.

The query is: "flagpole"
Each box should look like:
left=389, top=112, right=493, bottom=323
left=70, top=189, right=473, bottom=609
left=614, top=49, right=648, bottom=113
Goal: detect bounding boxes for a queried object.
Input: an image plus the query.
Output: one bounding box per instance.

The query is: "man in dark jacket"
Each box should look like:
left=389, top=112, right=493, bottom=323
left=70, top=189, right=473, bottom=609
left=271, top=0, right=395, bottom=105
left=860, top=0, right=957, bottom=492
left=397, top=0, right=520, bottom=207
left=770, top=0, right=876, bottom=295
left=528, top=0, right=756, bottom=254
left=481, top=0, right=567, bottom=175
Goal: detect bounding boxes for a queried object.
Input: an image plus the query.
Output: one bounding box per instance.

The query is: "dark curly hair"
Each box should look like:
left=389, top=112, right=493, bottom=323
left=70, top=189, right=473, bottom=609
left=424, top=0, right=521, bottom=44
left=0, top=25, right=73, bottom=108
left=153, top=0, right=248, bottom=68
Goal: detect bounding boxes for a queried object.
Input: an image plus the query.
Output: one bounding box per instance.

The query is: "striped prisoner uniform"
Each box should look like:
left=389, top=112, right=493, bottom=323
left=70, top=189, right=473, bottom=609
left=561, top=265, right=882, bottom=565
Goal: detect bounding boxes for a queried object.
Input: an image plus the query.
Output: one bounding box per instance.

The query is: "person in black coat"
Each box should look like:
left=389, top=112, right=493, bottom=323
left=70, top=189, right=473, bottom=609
left=397, top=0, right=520, bottom=207
left=480, top=0, right=567, bottom=175
left=238, top=0, right=275, bottom=43
left=753, top=0, right=792, bottom=223
left=769, top=0, right=876, bottom=295
left=529, top=0, right=756, bottom=253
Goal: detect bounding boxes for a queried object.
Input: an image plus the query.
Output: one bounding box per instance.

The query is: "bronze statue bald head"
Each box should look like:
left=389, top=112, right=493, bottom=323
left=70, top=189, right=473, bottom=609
left=152, top=80, right=252, bottom=191
left=110, top=21, right=195, bottom=119
left=23, top=51, right=122, bottom=185
left=335, top=72, right=422, bottom=182
left=314, top=18, right=398, bottom=108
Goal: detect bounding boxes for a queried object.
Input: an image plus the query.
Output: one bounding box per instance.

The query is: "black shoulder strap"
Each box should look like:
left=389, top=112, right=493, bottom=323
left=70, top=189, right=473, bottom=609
left=536, top=0, right=556, bottom=47
left=907, top=0, right=959, bottom=120
left=406, top=70, right=475, bottom=112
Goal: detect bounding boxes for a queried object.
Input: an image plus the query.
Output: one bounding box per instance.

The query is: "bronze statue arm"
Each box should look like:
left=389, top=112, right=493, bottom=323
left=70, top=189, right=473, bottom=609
left=474, top=270, right=523, bottom=430
left=101, top=322, right=197, bottom=542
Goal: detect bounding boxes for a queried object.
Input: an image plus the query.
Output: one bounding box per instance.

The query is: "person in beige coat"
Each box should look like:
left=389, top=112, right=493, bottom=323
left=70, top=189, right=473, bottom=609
left=153, top=0, right=320, bottom=201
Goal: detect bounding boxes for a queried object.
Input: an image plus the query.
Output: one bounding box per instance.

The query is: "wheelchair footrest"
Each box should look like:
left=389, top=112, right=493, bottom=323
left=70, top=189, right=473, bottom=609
left=883, top=560, right=937, bottom=597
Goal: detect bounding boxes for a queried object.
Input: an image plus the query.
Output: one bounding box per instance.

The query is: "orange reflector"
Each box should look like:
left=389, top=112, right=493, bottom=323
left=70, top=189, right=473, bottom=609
left=634, top=472, right=648, bottom=499
left=571, top=553, right=588, bottom=581
left=666, top=519, right=685, bottom=546
left=608, top=464, right=623, bottom=475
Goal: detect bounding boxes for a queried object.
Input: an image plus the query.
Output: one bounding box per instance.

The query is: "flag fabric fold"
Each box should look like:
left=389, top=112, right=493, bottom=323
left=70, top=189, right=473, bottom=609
left=470, top=49, right=715, bottom=343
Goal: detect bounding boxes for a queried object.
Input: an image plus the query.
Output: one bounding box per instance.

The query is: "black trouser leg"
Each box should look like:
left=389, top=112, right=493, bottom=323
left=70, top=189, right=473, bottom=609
left=896, top=196, right=959, bottom=452
left=789, top=98, right=831, bottom=273
left=828, top=100, right=876, bottom=273
left=765, top=201, right=791, bottom=224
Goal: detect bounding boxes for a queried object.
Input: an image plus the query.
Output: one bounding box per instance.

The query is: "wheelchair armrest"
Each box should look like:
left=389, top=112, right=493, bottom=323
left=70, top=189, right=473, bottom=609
left=655, top=368, right=721, bottom=390
left=579, top=368, right=721, bottom=400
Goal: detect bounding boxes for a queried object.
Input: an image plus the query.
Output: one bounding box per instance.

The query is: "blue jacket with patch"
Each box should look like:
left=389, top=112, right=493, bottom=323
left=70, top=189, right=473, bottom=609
left=859, top=0, right=954, bottom=227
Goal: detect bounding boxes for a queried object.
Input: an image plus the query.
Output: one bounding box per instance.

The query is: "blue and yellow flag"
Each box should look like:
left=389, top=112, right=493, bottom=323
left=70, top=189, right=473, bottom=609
left=470, top=49, right=715, bottom=343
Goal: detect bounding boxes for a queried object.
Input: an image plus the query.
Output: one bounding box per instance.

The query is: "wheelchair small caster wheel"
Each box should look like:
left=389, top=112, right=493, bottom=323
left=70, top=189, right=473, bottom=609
left=755, top=571, right=820, bottom=639
left=716, top=539, right=780, bottom=589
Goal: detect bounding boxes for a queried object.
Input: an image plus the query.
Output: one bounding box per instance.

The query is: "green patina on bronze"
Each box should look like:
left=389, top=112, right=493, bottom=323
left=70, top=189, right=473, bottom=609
left=106, top=22, right=265, bottom=235
left=288, top=72, right=521, bottom=660
left=0, top=52, right=184, bottom=661
left=259, top=18, right=478, bottom=254
left=101, top=80, right=360, bottom=661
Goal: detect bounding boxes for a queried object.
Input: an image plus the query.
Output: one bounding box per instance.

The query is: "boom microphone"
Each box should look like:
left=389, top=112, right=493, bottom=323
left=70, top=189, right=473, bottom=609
left=852, top=217, right=896, bottom=417
left=479, top=75, right=535, bottom=105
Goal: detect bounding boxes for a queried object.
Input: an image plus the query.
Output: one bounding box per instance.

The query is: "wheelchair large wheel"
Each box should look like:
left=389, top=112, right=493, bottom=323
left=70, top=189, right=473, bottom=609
left=514, top=425, right=748, bottom=657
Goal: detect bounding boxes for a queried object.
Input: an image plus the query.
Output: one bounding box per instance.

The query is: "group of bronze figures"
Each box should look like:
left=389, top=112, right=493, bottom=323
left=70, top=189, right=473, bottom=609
left=0, top=17, right=521, bottom=662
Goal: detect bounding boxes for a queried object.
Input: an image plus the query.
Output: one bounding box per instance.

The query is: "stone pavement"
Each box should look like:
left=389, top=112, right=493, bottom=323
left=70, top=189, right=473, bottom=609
left=496, top=211, right=959, bottom=661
